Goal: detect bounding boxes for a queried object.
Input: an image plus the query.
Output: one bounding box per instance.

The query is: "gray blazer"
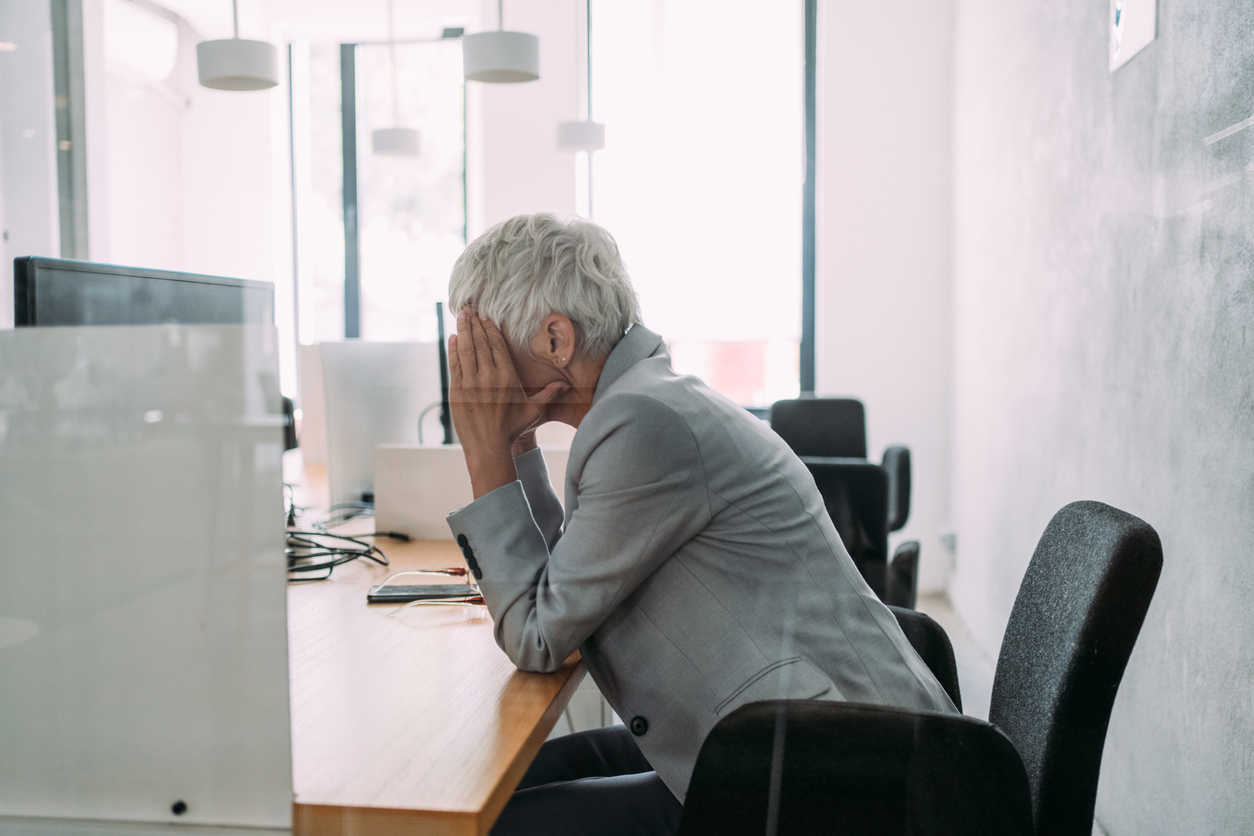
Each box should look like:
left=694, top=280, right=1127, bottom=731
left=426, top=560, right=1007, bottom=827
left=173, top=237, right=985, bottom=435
left=447, top=325, right=956, bottom=800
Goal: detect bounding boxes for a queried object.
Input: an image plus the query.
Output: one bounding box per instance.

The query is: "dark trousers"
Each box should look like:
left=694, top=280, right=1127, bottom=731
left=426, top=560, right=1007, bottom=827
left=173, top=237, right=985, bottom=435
left=489, top=725, right=684, bottom=836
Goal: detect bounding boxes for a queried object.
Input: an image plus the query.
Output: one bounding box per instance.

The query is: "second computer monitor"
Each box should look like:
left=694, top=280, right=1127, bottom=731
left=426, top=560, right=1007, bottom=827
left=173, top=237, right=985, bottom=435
left=320, top=341, right=443, bottom=508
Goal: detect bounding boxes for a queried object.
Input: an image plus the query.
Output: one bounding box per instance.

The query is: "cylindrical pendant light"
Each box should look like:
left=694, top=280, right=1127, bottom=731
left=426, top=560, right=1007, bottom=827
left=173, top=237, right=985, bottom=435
left=463, top=0, right=539, bottom=83
left=373, top=127, right=421, bottom=155
left=372, top=0, right=421, bottom=156
left=557, top=120, right=604, bottom=151
left=197, top=0, right=278, bottom=91
left=558, top=0, right=604, bottom=152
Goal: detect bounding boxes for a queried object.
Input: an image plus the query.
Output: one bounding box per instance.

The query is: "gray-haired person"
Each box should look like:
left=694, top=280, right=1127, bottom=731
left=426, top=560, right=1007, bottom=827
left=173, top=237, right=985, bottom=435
left=445, top=213, right=955, bottom=836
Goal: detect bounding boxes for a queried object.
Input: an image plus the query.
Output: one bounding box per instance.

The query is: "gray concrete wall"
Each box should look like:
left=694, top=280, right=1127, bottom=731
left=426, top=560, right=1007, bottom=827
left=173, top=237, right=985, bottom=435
left=949, top=0, right=1254, bottom=832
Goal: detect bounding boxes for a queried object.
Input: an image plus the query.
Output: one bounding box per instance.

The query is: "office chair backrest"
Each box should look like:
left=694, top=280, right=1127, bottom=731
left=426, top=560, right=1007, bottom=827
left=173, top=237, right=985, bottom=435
left=989, top=500, right=1163, bottom=836
left=769, top=398, right=866, bottom=459
left=805, top=460, right=890, bottom=571
left=677, top=701, right=1033, bottom=836
left=888, top=604, right=961, bottom=712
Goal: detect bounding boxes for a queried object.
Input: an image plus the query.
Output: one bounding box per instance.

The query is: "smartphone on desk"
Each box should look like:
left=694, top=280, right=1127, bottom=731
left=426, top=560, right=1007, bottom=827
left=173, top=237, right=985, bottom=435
left=367, top=583, right=477, bottom=604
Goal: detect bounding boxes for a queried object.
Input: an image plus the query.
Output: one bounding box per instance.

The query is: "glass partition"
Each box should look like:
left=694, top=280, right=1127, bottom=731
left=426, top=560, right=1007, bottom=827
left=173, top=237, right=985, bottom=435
left=0, top=324, right=291, bottom=827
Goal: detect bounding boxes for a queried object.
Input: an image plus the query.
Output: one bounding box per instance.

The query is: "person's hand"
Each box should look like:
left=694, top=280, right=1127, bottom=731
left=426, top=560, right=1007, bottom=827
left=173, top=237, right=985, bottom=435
left=448, top=311, right=568, bottom=497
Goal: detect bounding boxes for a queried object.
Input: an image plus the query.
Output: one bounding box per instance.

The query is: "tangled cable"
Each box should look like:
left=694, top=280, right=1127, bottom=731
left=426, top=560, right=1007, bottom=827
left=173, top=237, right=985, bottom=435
left=284, top=486, right=410, bottom=582
left=286, top=530, right=391, bottom=581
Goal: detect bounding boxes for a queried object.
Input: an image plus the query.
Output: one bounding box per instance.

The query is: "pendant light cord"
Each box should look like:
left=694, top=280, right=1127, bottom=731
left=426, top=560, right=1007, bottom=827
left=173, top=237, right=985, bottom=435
left=231, top=0, right=239, bottom=39
left=586, top=0, right=594, bottom=217
left=498, top=0, right=504, bottom=31
left=586, top=0, right=592, bottom=121
left=387, top=0, right=400, bottom=125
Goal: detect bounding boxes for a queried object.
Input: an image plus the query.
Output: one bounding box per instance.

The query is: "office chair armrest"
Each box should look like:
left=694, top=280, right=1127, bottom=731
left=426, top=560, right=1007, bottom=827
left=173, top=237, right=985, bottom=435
left=886, top=539, right=921, bottom=611
left=887, top=597, right=960, bottom=710
left=882, top=445, right=911, bottom=532
left=797, top=458, right=891, bottom=543
left=798, top=458, right=891, bottom=596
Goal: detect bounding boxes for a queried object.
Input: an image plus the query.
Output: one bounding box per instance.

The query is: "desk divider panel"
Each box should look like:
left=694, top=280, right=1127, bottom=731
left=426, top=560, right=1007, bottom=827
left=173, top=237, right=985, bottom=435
left=0, top=325, right=292, bottom=830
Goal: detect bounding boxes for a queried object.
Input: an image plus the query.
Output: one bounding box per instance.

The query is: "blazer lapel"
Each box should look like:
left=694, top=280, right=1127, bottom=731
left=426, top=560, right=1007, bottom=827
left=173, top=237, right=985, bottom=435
left=592, top=325, right=666, bottom=405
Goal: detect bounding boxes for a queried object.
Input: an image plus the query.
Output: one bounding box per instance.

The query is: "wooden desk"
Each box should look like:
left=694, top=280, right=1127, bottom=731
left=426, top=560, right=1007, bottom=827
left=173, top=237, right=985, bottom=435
left=287, top=467, right=585, bottom=835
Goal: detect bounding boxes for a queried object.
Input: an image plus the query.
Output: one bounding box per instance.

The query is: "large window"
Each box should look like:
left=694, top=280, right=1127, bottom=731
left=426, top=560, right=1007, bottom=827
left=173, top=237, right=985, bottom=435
left=590, top=0, right=805, bottom=406
left=292, top=43, right=346, bottom=347
left=291, top=3, right=807, bottom=407
left=292, top=38, right=465, bottom=347
left=356, top=39, right=465, bottom=342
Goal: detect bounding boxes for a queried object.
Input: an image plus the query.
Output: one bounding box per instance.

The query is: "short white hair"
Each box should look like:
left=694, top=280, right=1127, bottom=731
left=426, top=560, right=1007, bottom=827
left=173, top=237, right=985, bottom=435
left=448, top=214, right=642, bottom=360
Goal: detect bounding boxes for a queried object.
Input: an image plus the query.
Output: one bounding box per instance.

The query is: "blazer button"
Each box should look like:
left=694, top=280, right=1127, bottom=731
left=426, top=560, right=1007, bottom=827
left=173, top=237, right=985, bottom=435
left=456, top=534, right=483, bottom=579
left=630, top=716, right=648, bottom=736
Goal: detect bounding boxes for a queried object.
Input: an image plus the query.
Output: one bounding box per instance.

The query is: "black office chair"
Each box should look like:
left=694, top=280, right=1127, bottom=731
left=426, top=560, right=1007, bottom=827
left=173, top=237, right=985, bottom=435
left=281, top=395, right=299, bottom=451
left=769, top=398, right=914, bottom=605
left=676, top=702, right=1032, bottom=836
left=887, top=604, right=961, bottom=712
left=886, top=541, right=919, bottom=610
left=769, top=398, right=869, bottom=459
left=678, top=500, right=1161, bottom=836
left=678, top=605, right=965, bottom=836
left=989, top=500, right=1162, bottom=835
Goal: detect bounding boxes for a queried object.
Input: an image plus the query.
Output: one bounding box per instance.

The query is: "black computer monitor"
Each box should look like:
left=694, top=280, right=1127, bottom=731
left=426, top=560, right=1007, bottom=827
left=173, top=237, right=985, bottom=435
left=14, top=256, right=296, bottom=449
left=14, top=256, right=274, bottom=327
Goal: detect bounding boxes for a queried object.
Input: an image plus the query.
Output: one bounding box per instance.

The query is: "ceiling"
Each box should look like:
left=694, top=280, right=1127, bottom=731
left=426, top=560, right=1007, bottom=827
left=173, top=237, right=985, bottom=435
left=153, top=0, right=483, bottom=44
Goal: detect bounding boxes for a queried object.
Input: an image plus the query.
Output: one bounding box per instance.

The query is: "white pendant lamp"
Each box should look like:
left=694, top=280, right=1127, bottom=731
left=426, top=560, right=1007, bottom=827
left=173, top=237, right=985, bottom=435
left=196, top=0, right=278, bottom=91
left=463, top=0, right=539, bottom=83
left=557, top=0, right=604, bottom=151
left=372, top=0, right=421, bottom=156
left=557, top=120, right=604, bottom=152
left=373, top=127, right=421, bottom=155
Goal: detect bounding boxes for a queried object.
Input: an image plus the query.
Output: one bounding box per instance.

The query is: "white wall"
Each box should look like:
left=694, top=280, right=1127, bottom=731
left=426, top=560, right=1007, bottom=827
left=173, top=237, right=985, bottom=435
left=469, top=0, right=578, bottom=235
left=815, top=0, right=956, bottom=593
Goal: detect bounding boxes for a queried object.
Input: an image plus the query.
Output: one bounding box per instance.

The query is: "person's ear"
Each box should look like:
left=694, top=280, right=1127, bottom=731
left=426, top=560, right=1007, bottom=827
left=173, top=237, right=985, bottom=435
left=531, top=314, right=576, bottom=367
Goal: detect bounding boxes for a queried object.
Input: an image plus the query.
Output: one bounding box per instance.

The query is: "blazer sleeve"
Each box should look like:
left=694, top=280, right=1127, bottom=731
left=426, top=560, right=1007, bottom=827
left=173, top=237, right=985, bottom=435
left=513, top=446, right=564, bottom=550
left=447, top=393, right=711, bottom=673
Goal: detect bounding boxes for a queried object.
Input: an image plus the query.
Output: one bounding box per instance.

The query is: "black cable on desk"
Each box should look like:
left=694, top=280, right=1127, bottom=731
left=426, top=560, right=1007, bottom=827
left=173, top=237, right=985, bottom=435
left=286, top=529, right=389, bottom=581
left=284, top=489, right=411, bottom=581
left=319, top=501, right=375, bottom=529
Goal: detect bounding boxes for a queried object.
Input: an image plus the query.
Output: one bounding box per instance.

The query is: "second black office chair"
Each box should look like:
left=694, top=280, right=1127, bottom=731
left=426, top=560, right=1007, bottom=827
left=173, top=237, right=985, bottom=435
left=769, top=398, right=916, bottom=606
left=989, top=501, right=1162, bottom=835
left=887, top=604, right=961, bottom=712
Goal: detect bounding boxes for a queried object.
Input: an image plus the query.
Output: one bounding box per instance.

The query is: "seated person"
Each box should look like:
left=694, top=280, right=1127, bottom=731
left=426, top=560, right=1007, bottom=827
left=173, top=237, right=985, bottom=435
left=445, top=214, right=956, bottom=836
